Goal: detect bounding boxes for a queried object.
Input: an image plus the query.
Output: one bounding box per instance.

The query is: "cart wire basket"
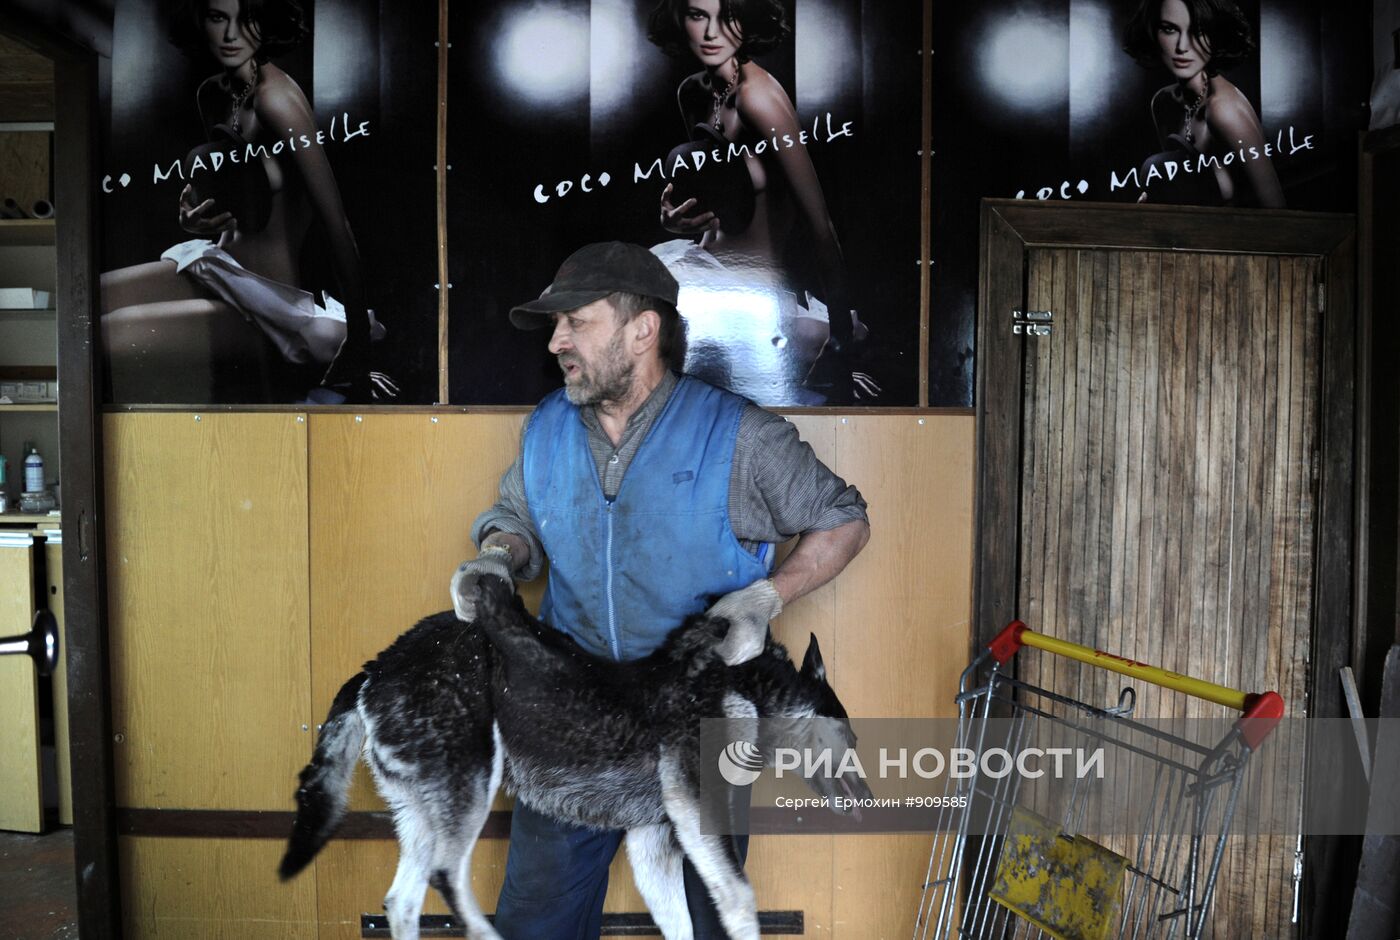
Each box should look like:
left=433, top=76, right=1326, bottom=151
left=914, top=621, right=1285, bottom=940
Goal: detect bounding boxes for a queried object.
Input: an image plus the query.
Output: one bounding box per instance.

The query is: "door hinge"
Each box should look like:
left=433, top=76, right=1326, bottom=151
left=1012, top=309, right=1053, bottom=336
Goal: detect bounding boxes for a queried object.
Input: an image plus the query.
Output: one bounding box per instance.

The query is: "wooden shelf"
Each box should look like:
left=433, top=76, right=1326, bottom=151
left=0, top=219, right=55, bottom=247
left=0, top=403, right=57, bottom=412
left=0, top=512, right=59, bottom=525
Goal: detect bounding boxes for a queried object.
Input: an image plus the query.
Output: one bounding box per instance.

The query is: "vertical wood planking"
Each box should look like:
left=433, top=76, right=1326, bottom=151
left=1017, top=247, right=1320, bottom=936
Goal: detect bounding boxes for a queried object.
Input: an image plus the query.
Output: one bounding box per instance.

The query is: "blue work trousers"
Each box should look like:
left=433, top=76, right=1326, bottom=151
left=493, top=800, right=750, bottom=939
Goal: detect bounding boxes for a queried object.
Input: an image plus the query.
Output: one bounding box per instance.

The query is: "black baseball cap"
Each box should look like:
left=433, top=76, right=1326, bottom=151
left=509, top=241, right=680, bottom=329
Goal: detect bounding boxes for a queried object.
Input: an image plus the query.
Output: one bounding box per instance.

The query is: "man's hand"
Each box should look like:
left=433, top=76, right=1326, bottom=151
left=709, top=579, right=784, bottom=665
left=450, top=545, right=515, bottom=622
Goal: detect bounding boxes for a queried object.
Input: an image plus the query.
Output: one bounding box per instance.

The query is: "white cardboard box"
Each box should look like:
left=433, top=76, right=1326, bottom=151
left=0, top=288, right=52, bottom=309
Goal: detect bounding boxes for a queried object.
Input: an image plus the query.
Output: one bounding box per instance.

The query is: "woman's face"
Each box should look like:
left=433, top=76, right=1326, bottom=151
left=204, top=0, right=262, bottom=71
left=684, top=0, right=744, bottom=68
left=1156, top=0, right=1211, bottom=81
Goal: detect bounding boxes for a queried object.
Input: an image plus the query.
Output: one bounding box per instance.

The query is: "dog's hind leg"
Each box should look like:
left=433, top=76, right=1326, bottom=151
left=657, top=752, right=759, bottom=940
left=430, top=724, right=505, bottom=940
left=625, top=824, right=693, bottom=940
left=381, top=799, right=435, bottom=940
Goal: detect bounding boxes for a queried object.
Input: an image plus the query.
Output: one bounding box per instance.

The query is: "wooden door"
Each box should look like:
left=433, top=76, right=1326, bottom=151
left=0, top=533, right=42, bottom=832
left=1018, top=247, right=1316, bottom=936
left=975, top=201, right=1356, bottom=940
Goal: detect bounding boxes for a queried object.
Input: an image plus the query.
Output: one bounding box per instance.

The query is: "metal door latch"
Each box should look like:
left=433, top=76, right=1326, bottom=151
left=1012, top=309, right=1053, bottom=336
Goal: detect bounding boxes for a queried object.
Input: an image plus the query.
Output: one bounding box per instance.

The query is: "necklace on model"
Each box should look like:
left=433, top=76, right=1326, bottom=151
left=229, top=59, right=259, bottom=135
left=1181, top=74, right=1210, bottom=146
left=710, top=59, right=740, bottom=131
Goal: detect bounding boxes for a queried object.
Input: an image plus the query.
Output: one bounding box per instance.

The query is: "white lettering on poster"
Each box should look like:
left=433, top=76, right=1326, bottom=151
left=1014, top=125, right=1317, bottom=203
left=143, top=112, right=372, bottom=187
left=536, top=111, right=856, bottom=205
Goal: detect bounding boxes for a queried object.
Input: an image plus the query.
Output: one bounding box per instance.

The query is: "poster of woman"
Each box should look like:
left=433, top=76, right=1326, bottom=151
left=925, top=0, right=1369, bottom=407
left=97, top=0, right=439, bottom=404
left=447, top=0, right=923, bottom=407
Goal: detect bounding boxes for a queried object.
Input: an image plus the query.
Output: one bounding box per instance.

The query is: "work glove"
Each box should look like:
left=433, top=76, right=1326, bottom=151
left=708, top=579, right=784, bottom=665
left=450, top=545, right=515, bottom=622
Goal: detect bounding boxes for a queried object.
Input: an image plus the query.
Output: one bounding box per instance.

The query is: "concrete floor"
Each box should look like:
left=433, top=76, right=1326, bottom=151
left=0, top=827, right=78, bottom=940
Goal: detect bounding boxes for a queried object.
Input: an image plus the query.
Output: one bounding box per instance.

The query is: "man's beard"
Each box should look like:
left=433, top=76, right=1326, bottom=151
left=561, top=331, right=634, bottom=405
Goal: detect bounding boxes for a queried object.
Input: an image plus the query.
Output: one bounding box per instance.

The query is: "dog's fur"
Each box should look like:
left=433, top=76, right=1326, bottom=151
left=278, top=576, right=867, bottom=940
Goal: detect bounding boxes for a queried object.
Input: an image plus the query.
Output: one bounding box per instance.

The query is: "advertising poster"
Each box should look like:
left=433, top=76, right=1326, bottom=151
left=97, top=0, right=439, bottom=404
left=447, top=0, right=924, bottom=407
left=928, top=0, right=1370, bottom=407
left=1373, top=0, right=1400, bottom=129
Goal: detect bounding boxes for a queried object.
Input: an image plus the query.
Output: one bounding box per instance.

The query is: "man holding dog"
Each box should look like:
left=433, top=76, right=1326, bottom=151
left=452, top=241, right=869, bottom=939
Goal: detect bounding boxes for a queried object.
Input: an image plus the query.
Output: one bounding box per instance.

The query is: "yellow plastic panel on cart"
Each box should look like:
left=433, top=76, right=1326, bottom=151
left=988, top=806, right=1129, bottom=940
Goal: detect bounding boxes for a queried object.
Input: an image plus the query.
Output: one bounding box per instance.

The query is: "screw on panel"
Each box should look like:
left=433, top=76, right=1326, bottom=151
left=193, top=415, right=201, bottom=422
left=431, top=416, right=439, bottom=424
left=918, top=418, right=926, bottom=425
left=355, top=415, right=363, bottom=423
left=296, top=416, right=305, bottom=423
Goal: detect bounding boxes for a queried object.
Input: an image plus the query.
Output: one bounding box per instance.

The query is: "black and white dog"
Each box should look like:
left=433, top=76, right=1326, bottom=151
left=278, top=576, right=869, bottom=940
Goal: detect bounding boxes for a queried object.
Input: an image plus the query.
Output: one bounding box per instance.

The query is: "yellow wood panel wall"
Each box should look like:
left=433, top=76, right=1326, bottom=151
left=121, top=836, right=316, bottom=939
left=826, top=416, right=974, bottom=938
left=104, top=413, right=312, bottom=810
left=108, top=410, right=974, bottom=938
left=0, top=539, right=42, bottom=832
left=46, top=537, right=72, bottom=825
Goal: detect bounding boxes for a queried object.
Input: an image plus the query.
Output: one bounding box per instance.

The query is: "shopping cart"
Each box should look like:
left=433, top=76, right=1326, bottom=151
left=914, top=620, right=1285, bottom=940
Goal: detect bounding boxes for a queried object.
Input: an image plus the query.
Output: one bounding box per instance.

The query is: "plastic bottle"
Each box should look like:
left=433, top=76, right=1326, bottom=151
left=24, top=446, right=43, bottom=494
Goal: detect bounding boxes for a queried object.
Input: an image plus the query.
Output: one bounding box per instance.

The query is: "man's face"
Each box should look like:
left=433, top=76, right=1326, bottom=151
left=547, top=298, right=635, bottom=406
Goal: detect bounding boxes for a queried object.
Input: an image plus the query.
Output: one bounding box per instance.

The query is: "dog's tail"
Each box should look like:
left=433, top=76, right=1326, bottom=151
left=278, top=671, right=367, bottom=880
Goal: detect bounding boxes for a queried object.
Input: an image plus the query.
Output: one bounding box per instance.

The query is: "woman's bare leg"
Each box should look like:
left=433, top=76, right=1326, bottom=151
left=785, top=316, right=830, bottom=372
left=103, top=298, right=277, bottom=403
left=100, top=261, right=204, bottom=315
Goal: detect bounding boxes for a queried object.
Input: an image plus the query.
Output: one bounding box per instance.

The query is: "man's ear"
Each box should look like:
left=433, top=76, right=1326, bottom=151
left=629, top=309, right=661, bottom=354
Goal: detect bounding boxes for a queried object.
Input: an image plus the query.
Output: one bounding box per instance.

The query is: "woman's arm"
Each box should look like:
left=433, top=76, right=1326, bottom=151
left=736, top=75, right=851, bottom=344
left=255, top=73, right=372, bottom=380
left=1207, top=88, right=1285, bottom=208
left=660, top=75, right=720, bottom=235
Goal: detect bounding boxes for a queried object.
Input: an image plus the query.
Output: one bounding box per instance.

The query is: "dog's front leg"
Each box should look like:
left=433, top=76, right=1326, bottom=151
left=625, top=824, right=693, bottom=940
left=657, top=752, right=759, bottom=940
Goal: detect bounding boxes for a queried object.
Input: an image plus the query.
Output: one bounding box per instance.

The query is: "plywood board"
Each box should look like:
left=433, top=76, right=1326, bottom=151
left=0, top=540, right=41, bottom=832
left=120, top=836, right=316, bottom=939
left=830, top=416, right=974, bottom=937
left=104, top=413, right=312, bottom=810
left=45, top=537, right=72, bottom=825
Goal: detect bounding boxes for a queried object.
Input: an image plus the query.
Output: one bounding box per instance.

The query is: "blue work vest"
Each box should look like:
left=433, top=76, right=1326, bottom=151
left=522, top=376, right=770, bottom=660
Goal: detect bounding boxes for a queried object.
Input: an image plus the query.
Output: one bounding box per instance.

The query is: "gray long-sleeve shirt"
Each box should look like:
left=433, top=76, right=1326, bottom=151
left=471, top=371, right=868, bottom=580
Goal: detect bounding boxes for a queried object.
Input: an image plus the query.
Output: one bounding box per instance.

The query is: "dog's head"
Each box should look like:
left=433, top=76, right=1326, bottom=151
left=757, top=634, right=874, bottom=814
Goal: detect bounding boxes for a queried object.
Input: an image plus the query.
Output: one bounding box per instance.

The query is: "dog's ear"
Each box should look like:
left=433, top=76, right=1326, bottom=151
left=800, top=633, right=826, bottom=683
